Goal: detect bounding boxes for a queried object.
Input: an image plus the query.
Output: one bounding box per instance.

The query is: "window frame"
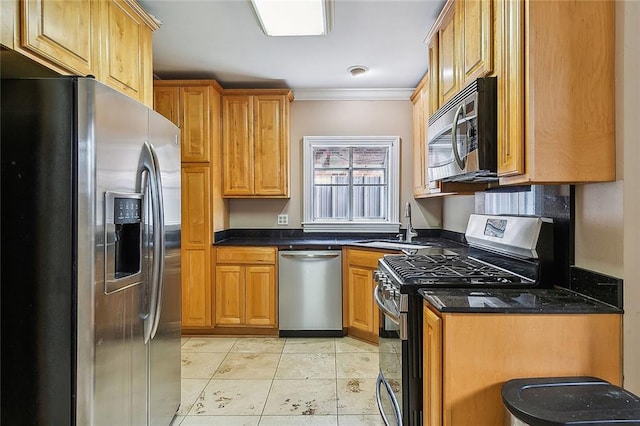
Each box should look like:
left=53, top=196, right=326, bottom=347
left=302, top=135, right=401, bottom=233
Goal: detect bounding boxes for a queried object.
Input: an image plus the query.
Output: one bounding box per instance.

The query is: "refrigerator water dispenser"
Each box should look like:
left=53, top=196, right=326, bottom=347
left=104, top=192, right=144, bottom=293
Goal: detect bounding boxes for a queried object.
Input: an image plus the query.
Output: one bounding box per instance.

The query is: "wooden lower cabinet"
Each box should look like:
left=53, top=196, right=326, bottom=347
left=344, top=248, right=392, bottom=344
left=214, top=265, right=244, bottom=326
left=214, top=247, right=277, bottom=331
left=347, top=266, right=375, bottom=335
left=422, top=302, right=622, bottom=425
left=180, top=166, right=212, bottom=328
left=181, top=248, right=211, bottom=327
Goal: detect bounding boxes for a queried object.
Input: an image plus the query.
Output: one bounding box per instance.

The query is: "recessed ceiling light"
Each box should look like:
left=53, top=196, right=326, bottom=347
left=348, top=66, right=369, bottom=77
left=250, top=0, right=334, bottom=37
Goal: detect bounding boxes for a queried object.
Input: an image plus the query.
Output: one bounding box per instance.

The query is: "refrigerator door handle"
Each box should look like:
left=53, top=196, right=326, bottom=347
left=136, top=141, right=165, bottom=344
left=147, top=142, right=165, bottom=340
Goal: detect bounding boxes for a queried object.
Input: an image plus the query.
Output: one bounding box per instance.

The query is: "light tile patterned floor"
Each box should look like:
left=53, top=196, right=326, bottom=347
left=172, top=336, right=385, bottom=426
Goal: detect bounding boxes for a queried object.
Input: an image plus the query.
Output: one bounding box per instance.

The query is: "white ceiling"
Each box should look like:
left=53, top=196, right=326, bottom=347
left=139, top=0, right=446, bottom=98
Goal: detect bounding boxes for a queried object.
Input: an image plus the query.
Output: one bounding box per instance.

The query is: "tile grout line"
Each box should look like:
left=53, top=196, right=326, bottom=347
left=335, top=337, right=340, bottom=425
left=258, top=337, right=286, bottom=423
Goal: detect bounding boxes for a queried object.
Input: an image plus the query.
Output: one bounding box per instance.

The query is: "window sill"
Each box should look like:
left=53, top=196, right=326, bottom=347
left=301, top=222, right=401, bottom=233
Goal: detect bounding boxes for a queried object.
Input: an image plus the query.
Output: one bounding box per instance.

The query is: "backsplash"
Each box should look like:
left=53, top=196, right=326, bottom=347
left=570, top=266, right=623, bottom=309
left=475, top=185, right=572, bottom=287
left=475, top=185, right=571, bottom=219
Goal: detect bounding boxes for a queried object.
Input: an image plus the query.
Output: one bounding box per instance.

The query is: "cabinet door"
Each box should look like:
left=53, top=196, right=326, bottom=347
left=182, top=248, right=211, bottom=327
left=496, top=0, right=525, bottom=177
left=253, top=95, right=289, bottom=197
left=100, top=0, right=149, bottom=103
left=181, top=167, right=211, bottom=246
left=181, top=86, right=212, bottom=162
left=21, top=0, right=97, bottom=75
left=214, top=265, right=244, bottom=326
left=438, top=2, right=459, bottom=105
left=428, top=35, right=440, bottom=114
left=423, top=306, right=443, bottom=426
left=154, top=86, right=180, bottom=127
left=181, top=167, right=212, bottom=327
left=413, top=85, right=429, bottom=198
left=245, top=265, right=277, bottom=327
left=347, top=266, right=374, bottom=334
left=461, top=0, right=493, bottom=86
left=222, top=95, right=254, bottom=196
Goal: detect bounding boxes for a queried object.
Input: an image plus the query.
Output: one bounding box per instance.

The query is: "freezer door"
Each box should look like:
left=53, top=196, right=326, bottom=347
left=92, top=79, right=149, bottom=426
left=148, top=109, right=182, bottom=425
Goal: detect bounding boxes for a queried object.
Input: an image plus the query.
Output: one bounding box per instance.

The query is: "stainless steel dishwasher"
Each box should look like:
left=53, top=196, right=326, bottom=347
left=278, top=250, right=343, bottom=337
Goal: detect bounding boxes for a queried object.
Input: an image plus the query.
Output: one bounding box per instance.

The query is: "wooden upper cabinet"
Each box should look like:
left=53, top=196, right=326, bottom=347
left=153, top=86, right=180, bottom=126
left=222, top=90, right=292, bottom=198
left=438, top=1, right=459, bottom=105
left=412, top=74, right=429, bottom=198
left=21, top=0, right=97, bottom=75
left=12, top=0, right=157, bottom=106
left=100, top=0, right=157, bottom=106
left=427, top=35, right=440, bottom=114
left=497, top=0, right=615, bottom=184
left=427, top=0, right=493, bottom=113
left=181, top=86, right=212, bottom=162
left=460, top=0, right=493, bottom=86
left=495, top=0, right=525, bottom=178
left=154, top=81, right=224, bottom=163
left=222, top=95, right=254, bottom=195
left=254, top=96, right=289, bottom=196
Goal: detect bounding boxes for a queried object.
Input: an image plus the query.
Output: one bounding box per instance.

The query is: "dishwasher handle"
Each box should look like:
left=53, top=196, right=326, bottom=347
left=280, top=253, right=340, bottom=260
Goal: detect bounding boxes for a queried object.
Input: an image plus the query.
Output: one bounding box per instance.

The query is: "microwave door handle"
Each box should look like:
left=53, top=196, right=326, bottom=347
left=451, top=104, right=466, bottom=170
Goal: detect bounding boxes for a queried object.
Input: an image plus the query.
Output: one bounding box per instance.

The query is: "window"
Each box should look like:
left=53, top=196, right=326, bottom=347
left=302, top=136, right=400, bottom=233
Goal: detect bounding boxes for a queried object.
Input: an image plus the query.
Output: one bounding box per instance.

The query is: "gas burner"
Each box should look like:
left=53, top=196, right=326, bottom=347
left=381, top=253, right=533, bottom=288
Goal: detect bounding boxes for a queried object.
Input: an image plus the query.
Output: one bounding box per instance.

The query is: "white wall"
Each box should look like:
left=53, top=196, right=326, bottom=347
left=442, top=195, right=474, bottom=233
left=229, top=99, right=443, bottom=230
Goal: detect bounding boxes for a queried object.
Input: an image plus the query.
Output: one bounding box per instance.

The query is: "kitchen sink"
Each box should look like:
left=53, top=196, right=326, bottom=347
left=356, top=240, right=431, bottom=250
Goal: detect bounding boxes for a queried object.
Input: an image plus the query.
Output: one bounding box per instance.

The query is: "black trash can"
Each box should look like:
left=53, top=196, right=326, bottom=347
left=501, top=377, right=640, bottom=425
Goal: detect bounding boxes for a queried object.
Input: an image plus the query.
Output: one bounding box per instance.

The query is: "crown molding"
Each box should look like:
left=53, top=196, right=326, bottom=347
left=292, top=88, right=414, bottom=101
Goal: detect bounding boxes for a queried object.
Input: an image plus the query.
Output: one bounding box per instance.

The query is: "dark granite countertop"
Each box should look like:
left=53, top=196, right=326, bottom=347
left=213, top=229, right=467, bottom=251
left=419, top=287, right=622, bottom=314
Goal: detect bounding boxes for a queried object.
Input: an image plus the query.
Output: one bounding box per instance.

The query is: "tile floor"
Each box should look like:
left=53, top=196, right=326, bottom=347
left=172, top=336, right=385, bottom=426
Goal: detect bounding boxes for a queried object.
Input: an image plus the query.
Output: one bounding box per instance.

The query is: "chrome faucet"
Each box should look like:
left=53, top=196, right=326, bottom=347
left=404, top=202, right=418, bottom=242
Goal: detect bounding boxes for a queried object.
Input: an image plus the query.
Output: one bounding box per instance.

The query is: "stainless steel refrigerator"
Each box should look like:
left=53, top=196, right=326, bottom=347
left=1, top=77, right=182, bottom=425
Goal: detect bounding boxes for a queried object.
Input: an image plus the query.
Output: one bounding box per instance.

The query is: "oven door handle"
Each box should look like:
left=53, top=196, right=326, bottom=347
left=374, top=284, right=400, bottom=326
left=376, top=372, right=403, bottom=426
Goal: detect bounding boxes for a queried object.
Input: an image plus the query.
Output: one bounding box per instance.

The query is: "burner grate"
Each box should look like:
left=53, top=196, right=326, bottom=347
left=383, top=254, right=527, bottom=285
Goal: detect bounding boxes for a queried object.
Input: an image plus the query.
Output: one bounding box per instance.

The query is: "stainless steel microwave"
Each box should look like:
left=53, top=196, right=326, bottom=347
left=427, top=77, right=497, bottom=186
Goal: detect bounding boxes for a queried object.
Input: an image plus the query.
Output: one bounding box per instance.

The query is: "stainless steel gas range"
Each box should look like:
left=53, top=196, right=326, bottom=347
left=374, top=214, right=558, bottom=426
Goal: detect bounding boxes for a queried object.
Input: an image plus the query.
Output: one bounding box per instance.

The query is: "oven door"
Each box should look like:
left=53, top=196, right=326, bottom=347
left=374, top=282, right=403, bottom=426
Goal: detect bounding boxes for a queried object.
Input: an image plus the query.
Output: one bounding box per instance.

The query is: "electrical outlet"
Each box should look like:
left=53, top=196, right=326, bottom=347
left=277, top=214, right=289, bottom=225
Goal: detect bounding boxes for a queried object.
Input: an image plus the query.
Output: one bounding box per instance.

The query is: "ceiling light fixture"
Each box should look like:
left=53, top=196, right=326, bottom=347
left=348, top=65, right=369, bottom=77
left=250, top=0, right=334, bottom=37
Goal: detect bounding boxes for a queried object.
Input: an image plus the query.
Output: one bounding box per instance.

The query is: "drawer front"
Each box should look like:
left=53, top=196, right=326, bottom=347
left=216, top=246, right=277, bottom=264
left=347, top=249, right=387, bottom=269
